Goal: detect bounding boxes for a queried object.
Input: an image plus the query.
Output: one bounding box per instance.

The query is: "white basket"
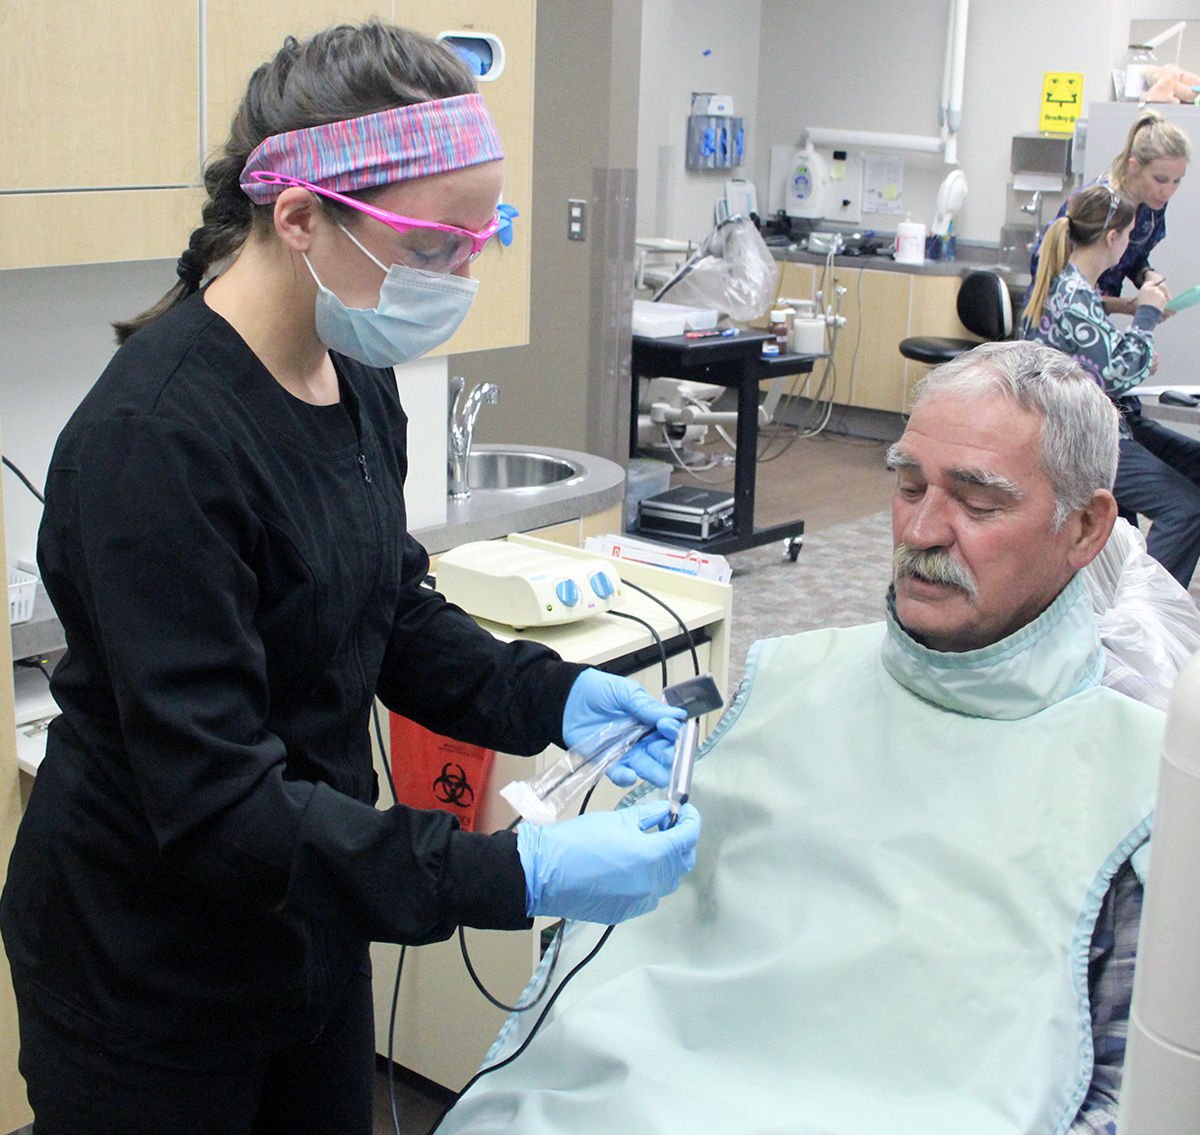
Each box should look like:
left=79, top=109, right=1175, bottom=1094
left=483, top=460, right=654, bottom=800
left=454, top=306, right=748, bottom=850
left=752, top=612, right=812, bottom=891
left=8, top=566, right=37, bottom=626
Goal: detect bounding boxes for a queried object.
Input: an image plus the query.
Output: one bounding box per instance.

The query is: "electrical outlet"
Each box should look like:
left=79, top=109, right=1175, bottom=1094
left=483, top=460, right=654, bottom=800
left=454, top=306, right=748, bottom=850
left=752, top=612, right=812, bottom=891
left=567, top=198, right=587, bottom=241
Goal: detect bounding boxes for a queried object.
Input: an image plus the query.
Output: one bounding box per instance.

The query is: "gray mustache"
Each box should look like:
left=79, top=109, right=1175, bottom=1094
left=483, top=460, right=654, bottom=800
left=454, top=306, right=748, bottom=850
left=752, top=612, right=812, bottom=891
left=893, top=544, right=978, bottom=598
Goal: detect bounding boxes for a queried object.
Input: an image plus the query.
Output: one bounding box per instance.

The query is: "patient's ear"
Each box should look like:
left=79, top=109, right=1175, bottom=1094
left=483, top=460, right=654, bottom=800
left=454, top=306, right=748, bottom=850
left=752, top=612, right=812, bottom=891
left=1067, top=489, right=1119, bottom=571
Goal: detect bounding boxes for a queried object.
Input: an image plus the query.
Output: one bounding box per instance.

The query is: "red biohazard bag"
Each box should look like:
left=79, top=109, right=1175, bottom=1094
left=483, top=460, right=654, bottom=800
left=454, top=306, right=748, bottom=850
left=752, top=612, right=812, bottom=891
left=389, top=714, right=495, bottom=832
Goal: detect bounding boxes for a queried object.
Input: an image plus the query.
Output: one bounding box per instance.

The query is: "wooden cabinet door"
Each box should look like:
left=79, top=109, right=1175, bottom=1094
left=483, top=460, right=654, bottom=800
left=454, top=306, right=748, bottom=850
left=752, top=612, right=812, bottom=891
left=0, top=0, right=200, bottom=268
left=400, top=1, right=534, bottom=355
left=1, top=0, right=198, bottom=193
left=849, top=269, right=913, bottom=413
left=0, top=188, right=204, bottom=269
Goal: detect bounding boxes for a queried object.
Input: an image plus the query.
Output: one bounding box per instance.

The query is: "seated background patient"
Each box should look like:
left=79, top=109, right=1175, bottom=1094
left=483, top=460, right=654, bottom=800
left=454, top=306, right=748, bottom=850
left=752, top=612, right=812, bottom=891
left=1022, top=183, right=1200, bottom=590
left=438, top=341, right=1169, bottom=1135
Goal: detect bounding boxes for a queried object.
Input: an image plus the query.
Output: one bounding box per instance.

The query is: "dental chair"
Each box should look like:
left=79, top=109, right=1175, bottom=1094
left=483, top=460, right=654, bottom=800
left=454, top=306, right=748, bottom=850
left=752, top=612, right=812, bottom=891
left=898, top=270, right=1014, bottom=367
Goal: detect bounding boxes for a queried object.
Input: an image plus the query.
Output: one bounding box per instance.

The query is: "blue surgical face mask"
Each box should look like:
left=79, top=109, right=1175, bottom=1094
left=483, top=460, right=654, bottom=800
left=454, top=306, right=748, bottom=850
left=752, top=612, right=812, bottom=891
left=303, top=225, right=479, bottom=368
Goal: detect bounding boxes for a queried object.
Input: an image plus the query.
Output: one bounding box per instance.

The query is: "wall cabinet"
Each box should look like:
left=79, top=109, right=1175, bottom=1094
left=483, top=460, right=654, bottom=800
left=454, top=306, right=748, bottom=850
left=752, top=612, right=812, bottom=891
left=0, top=473, right=31, bottom=1132
left=776, top=262, right=972, bottom=415
left=1, top=0, right=199, bottom=193
left=402, top=1, right=534, bottom=355
left=1, top=1, right=533, bottom=354
left=0, top=0, right=202, bottom=270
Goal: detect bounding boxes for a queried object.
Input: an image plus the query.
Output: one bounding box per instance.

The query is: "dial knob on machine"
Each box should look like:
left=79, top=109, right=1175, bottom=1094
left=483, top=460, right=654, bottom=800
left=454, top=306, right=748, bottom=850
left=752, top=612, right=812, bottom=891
left=588, top=570, right=616, bottom=599
left=555, top=578, right=580, bottom=607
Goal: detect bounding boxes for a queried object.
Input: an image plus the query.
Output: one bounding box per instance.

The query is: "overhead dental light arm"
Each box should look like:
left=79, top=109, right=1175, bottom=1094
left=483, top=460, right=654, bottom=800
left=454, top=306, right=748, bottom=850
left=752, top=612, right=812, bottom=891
left=805, top=0, right=967, bottom=165
left=946, top=0, right=968, bottom=134
left=803, top=127, right=944, bottom=155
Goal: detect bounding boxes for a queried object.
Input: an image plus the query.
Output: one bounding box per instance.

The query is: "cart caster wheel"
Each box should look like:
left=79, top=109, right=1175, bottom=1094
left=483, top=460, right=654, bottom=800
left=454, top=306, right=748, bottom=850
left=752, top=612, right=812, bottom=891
left=784, top=536, right=803, bottom=562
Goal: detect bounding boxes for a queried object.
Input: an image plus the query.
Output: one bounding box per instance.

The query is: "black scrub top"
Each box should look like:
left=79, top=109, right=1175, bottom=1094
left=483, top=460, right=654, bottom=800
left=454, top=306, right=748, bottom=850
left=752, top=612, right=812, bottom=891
left=0, top=292, right=583, bottom=1069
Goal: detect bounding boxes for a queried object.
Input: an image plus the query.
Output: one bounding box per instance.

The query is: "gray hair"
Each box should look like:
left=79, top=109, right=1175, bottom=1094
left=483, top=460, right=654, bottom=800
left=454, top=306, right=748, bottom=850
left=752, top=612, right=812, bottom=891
left=908, top=341, right=1119, bottom=529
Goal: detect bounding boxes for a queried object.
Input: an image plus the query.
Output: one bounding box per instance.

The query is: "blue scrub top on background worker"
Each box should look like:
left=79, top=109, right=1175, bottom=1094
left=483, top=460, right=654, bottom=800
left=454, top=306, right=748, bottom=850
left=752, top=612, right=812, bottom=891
left=1029, top=109, right=1189, bottom=317
left=0, top=21, right=699, bottom=1135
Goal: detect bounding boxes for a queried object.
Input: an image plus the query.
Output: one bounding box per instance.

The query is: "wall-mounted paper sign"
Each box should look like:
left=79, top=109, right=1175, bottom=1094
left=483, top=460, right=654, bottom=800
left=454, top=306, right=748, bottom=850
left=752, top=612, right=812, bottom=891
left=1040, top=72, right=1084, bottom=134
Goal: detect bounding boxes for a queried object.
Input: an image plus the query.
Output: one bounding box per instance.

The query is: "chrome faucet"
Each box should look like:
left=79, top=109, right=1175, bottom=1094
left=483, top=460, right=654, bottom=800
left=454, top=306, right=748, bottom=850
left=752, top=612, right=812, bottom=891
left=1020, top=190, right=1045, bottom=245
left=447, top=376, right=499, bottom=500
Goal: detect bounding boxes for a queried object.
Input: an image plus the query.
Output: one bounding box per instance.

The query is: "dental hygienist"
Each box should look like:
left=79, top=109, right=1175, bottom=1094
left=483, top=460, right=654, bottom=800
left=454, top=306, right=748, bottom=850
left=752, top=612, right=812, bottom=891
left=1029, top=109, right=1190, bottom=318
left=0, top=22, right=699, bottom=1135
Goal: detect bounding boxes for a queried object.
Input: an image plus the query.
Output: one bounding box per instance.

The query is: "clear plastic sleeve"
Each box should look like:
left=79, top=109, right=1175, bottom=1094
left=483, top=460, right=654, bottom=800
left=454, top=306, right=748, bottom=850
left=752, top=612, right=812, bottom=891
left=1081, top=517, right=1200, bottom=711
left=500, top=718, right=650, bottom=825
left=653, top=215, right=780, bottom=323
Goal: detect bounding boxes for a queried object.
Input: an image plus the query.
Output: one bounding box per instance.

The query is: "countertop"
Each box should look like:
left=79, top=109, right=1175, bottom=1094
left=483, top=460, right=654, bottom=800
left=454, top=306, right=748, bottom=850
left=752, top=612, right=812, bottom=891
left=9, top=444, right=627, bottom=661
left=769, top=240, right=1032, bottom=293
left=411, top=443, right=626, bottom=555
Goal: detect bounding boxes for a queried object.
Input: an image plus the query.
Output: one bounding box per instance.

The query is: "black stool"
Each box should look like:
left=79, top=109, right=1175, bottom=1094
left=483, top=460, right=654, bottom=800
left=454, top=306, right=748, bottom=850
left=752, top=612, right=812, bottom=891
left=899, top=270, right=1015, bottom=366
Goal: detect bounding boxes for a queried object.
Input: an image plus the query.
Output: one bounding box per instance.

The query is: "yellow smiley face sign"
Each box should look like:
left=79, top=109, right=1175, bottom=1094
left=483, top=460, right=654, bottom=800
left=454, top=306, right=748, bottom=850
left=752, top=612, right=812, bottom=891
left=1040, top=72, right=1084, bottom=134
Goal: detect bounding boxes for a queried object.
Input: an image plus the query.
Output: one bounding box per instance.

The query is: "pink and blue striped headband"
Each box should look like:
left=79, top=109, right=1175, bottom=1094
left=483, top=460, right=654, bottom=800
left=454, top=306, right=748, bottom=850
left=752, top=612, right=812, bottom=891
left=240, top=92, right=504, bottom=205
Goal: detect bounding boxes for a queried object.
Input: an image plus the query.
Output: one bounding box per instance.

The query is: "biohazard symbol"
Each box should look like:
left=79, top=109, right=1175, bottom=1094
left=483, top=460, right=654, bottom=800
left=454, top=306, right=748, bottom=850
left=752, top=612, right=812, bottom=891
left=432, top=761, right=474, bottom=808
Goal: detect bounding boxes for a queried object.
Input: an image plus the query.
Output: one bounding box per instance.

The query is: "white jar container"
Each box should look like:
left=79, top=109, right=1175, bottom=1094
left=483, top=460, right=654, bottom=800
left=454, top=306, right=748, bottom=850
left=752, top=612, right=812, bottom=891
left=894, top=221, right=926, bottom=265
left=790, top=315, right=826, bottom=355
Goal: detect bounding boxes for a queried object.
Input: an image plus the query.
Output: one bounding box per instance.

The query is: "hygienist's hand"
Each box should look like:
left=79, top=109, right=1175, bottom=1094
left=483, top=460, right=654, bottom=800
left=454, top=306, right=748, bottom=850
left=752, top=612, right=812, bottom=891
left=1137, top=279, right=1169, bottom=311
left=517, top=800, right=702, bottom=924
left=562, top=669, right=685, bottom=788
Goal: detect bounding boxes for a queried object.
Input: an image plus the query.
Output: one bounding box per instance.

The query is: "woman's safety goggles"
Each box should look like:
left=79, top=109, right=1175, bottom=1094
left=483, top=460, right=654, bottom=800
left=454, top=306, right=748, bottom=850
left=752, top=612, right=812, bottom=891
left=247, top=171, right=511, bottom=274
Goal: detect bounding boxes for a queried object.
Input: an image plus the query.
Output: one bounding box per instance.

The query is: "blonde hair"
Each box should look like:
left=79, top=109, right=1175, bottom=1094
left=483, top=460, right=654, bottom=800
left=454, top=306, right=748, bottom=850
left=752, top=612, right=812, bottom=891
left=1022, top=185, right=1135, bottom=328
left=1109, top=110, right=1191, bottom=195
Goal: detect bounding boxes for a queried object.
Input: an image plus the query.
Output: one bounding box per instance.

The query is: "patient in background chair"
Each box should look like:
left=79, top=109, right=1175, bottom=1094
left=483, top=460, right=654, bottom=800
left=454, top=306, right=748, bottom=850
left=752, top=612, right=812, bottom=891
left=1022, top=183, right=1200, bottom=590
left=438, top=341, right=1185, bottom=1135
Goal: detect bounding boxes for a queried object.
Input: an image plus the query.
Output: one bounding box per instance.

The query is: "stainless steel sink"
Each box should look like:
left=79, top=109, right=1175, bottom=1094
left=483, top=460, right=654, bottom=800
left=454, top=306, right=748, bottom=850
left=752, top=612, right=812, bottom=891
left=466, top=449, right=585, bottom=491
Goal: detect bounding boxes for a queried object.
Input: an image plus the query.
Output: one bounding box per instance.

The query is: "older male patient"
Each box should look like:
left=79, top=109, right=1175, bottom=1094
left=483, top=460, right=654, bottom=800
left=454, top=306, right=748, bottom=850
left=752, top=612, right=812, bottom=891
left=440, top=341, right=1166, bottom=1135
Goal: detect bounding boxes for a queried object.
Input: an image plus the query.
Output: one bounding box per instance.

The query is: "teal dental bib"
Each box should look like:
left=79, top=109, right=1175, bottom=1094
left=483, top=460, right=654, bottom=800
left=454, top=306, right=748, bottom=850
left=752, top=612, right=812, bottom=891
left=446, top=578, right=1163, bottom=1135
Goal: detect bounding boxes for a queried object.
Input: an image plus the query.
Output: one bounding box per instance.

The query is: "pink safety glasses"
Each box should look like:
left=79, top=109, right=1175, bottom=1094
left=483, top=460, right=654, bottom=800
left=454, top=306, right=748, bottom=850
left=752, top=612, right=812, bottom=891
left=247, top=171, right=505, bottom=274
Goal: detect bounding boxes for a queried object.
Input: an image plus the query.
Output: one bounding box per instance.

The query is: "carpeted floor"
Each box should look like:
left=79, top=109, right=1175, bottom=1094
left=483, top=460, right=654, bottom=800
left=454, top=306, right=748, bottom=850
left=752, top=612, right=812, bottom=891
left=723, top=510, right=894, bottom=690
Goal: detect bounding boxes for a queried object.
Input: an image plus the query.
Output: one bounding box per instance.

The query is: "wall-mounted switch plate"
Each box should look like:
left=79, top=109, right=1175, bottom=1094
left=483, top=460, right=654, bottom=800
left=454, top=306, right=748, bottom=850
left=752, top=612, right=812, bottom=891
left=568, top=198, right=587, bottom=241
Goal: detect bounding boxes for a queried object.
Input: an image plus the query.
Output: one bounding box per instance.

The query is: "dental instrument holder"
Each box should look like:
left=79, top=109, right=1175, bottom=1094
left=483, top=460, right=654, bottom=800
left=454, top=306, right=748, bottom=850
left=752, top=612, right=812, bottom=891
left=500, top=673, right=724, bottom=826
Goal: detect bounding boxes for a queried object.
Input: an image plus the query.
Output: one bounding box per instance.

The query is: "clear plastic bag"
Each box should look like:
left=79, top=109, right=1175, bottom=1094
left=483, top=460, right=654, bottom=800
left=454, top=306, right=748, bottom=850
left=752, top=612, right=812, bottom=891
left=653, top=215, right=780, bottom=323
left=1081, top=517, right=1200, bottom=710
left=500, top=718, right=650, bottom=825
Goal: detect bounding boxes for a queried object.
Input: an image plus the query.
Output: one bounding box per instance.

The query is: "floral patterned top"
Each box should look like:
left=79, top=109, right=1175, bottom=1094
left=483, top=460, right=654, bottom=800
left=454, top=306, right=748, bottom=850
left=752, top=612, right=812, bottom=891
left=1023, top=262, right=1162, bottom=433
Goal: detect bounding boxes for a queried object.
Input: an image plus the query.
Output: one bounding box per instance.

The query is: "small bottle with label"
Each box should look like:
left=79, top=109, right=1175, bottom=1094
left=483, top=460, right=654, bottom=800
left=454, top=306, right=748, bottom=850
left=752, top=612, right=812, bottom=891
left=765, top=309, right=788, bottom=355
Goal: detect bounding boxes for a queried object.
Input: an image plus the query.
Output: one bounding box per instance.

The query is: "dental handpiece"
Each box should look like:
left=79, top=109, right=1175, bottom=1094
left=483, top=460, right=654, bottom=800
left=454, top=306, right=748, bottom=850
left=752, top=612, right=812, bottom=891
left=666, top=717, right=700, bottom=829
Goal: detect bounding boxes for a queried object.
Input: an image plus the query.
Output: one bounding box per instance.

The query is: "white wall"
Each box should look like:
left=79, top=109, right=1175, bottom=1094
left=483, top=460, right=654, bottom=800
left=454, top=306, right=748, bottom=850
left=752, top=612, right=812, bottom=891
left=637, top=0, right=764, bottom=242
left=756, top=0, right=1131, bottom=243
left=0, top=262, right=448, bottom=569
left=0, top=262, right=165, bottom=570
left=636, top=0, right=1161, bottom=246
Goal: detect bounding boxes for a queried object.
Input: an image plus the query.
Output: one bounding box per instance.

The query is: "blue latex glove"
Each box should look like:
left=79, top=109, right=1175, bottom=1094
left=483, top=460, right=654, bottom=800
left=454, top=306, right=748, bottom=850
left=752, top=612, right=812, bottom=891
left=517, top=800, right=702, bottom=924
left=562, top=669, right=685, bottom=788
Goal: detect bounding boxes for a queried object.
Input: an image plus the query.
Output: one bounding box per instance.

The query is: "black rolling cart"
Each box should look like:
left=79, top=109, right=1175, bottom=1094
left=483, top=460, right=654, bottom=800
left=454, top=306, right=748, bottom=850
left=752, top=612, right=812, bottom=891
left=630, top=331, right=816, bottom=560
